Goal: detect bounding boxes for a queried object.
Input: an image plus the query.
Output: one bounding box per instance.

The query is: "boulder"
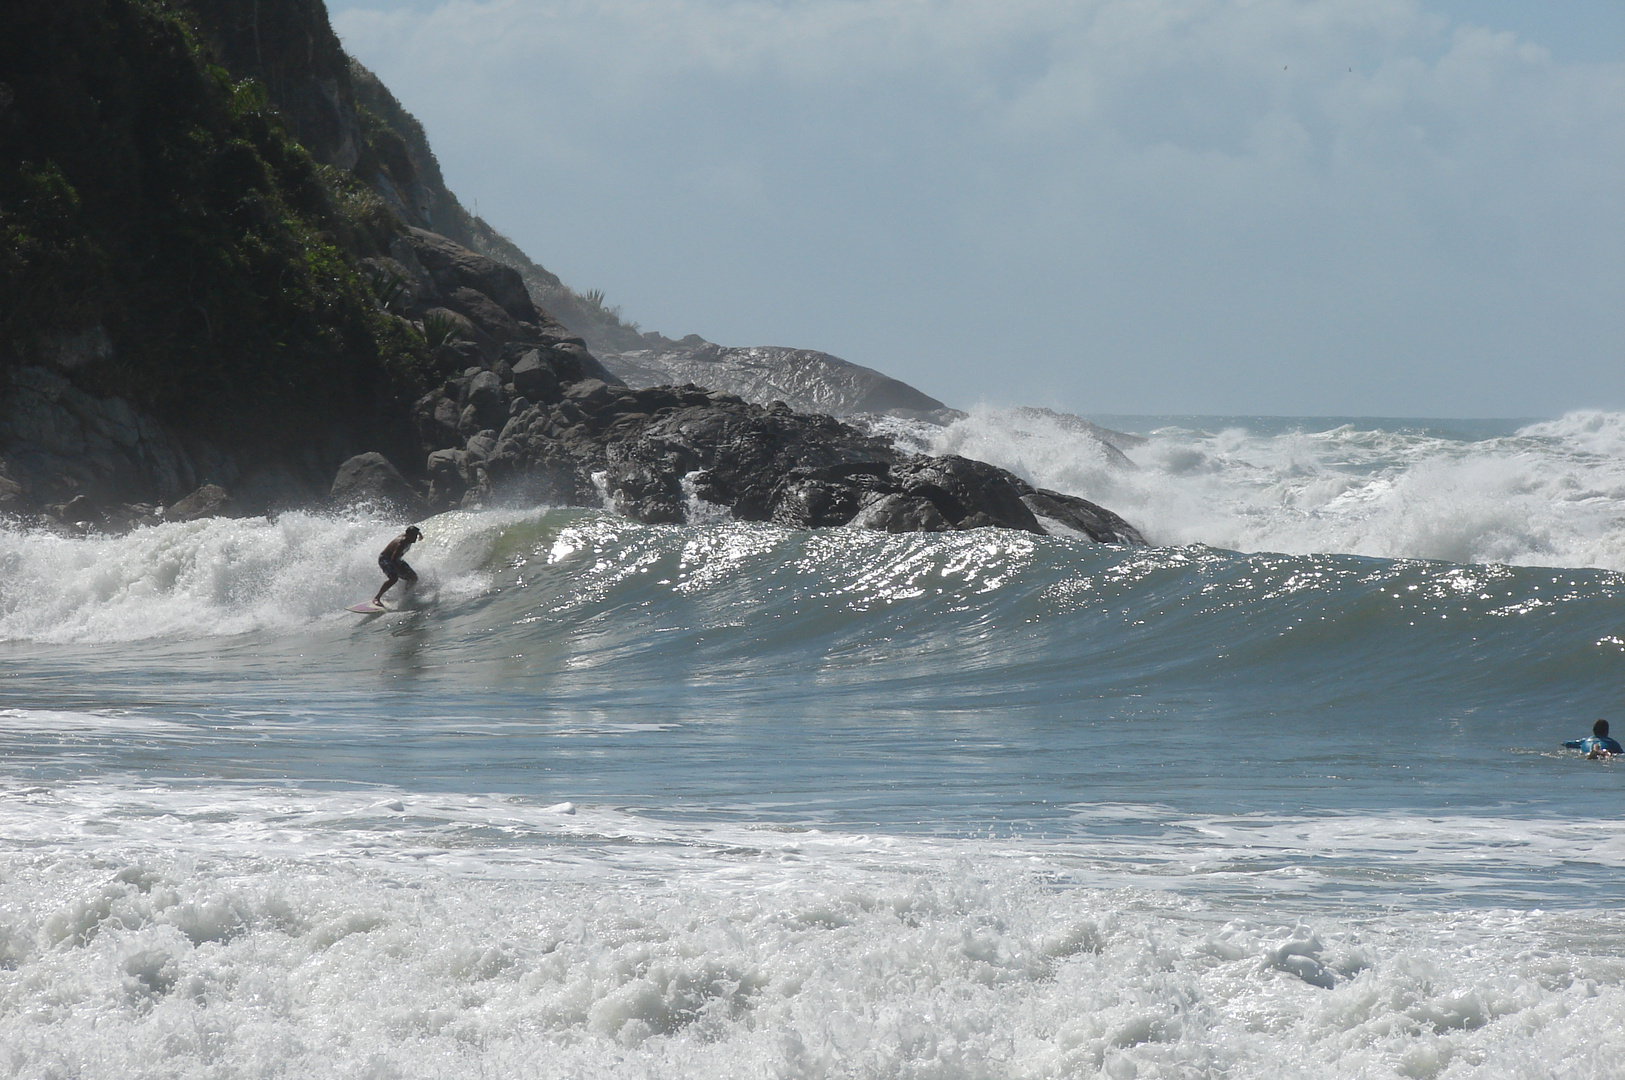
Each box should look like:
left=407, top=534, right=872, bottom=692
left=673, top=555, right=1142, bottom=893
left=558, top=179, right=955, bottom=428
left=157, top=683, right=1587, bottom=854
left=892, top=455, right=1042, bottom=533
left=446, top=286, right=526, bottom=342
left=770, top=477, right=867, bottom=528
left=1020, top=489, right=1147, bottom=545
left=466, top=370, right=507, bottom=429
left=511, top=350, right=561, bottom=403
left=851, top=493, right=951, bottom=533
left=166, top=483, right=235, bottom=522
left=329, top=453, right=427, bottom=516
left=402, top=229, right=540, bottom=324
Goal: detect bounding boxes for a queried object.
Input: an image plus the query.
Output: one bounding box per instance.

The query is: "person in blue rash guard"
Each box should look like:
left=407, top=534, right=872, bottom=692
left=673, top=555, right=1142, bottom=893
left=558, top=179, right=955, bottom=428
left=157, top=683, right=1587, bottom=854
left=1564, top=719, right=1623, bottom=758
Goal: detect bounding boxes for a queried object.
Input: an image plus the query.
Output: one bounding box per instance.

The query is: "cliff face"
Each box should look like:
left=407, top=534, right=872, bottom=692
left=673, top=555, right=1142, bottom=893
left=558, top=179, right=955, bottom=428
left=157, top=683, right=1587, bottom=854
left=0, top=0, right=438, bottom=448
left=184, top=0, right=361, bottom=170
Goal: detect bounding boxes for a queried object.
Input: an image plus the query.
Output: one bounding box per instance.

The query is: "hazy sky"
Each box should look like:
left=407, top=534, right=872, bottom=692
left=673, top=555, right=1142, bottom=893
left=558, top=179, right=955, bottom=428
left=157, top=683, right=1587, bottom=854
left=328, top=0, right=1624, bottom=416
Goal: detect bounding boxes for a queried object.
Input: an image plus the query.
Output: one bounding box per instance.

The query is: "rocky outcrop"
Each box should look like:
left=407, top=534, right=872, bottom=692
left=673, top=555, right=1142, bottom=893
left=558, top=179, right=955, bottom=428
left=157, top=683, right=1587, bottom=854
left=401, top=349, right=1146, bottom=544
left=601, top=339, right=960, bottom=424
left=359, top=229, right=625, bottom=382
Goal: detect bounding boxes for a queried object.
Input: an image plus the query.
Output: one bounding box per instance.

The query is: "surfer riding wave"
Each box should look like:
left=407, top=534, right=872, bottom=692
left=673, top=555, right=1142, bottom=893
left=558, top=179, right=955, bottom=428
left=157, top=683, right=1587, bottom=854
left=373, top=526, right=422, bottom=605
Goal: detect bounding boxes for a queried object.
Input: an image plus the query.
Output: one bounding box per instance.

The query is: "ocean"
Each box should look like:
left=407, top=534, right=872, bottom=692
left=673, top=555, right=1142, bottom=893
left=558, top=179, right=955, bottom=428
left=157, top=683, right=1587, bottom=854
left=1, top=411, right=1621, bottom=1078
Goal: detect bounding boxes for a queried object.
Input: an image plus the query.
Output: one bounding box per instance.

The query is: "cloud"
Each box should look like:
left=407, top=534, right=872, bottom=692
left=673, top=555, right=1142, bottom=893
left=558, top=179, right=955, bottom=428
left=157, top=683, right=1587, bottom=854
left=333, top=0, right=1624, bottom=414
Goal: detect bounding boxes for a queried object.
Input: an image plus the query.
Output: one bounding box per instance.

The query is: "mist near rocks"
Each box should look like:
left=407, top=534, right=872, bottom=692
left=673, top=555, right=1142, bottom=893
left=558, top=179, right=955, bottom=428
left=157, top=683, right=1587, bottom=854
left=330, top=0, right=1622, bottom=417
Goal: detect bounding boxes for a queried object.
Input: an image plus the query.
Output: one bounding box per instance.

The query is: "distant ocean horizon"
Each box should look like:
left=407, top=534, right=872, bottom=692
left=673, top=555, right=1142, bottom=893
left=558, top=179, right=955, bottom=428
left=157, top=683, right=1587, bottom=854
left=2, top=411, right=1621, bottom=1078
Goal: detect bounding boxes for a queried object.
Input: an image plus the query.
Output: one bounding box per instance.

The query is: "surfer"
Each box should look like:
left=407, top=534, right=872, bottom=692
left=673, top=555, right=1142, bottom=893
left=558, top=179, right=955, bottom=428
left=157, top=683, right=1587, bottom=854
left=1564, top=719, right=1622, bottom=758
left=373, top=526, right=422, bottom=605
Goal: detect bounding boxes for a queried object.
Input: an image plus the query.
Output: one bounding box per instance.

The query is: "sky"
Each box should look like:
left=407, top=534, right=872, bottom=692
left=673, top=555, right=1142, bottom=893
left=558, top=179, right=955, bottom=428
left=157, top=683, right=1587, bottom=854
left=327, top=0, right=1624, bottom=417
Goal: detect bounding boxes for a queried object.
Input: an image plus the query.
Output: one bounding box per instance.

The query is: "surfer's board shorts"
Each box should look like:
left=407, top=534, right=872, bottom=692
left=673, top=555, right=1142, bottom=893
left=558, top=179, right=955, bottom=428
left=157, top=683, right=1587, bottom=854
left=379, top=555, right=417, bottom=581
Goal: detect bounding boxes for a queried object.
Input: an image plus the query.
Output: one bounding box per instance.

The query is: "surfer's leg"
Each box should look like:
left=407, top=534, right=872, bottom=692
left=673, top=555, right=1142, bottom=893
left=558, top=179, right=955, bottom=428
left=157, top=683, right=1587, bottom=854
left=374, top=572, right=399, bottom=604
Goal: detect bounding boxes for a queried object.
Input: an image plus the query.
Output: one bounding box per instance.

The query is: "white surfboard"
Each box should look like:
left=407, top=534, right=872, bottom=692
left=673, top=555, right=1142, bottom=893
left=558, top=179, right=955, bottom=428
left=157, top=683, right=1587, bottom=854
left=347, top=601, right=388, bottom=614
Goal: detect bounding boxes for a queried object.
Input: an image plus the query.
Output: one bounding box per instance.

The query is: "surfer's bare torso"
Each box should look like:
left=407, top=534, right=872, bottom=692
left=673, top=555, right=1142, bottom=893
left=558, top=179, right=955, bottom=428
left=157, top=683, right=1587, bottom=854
left=374, top=526, right=422, bottom=604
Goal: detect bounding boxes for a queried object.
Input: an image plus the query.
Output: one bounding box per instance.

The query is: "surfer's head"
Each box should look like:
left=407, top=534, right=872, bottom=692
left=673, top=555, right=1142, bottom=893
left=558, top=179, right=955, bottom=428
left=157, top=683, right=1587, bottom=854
left=1595, top=719, right=1610, bottom=738
left=405, top=526, right=423, bottom=543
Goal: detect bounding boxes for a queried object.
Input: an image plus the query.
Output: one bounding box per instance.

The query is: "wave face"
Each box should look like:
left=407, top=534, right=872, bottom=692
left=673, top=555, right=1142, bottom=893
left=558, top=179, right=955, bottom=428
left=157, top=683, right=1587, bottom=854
left=3, top=508, right=1619, bottom=826
left=897, top=409, right=1625, bottom=569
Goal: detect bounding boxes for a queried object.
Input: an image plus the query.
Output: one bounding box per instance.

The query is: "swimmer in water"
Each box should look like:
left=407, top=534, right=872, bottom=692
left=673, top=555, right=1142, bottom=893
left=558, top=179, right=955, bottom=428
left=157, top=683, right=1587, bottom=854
left=373, top=526, right=422, bottom=605
left=1564, top=719, right=1623, bottom=758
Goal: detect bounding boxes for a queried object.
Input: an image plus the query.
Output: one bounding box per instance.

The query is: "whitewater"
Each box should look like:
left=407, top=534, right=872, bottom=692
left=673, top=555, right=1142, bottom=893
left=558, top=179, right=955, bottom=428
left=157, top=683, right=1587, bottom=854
left=2, top=412, right=1622, bottom=1078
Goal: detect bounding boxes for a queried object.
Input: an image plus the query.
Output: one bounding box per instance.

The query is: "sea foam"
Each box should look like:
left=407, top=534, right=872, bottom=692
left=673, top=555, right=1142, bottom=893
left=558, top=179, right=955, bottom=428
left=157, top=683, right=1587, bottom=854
left=902, top=409, right=1625, bottom=570
left=1, top=781, right=1622, bottom=1080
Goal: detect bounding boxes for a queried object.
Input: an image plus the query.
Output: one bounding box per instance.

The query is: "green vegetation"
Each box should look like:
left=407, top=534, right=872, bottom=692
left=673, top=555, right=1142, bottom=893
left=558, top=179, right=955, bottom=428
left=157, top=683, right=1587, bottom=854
left=0, top=0, right=451, bottom=447
left=420, top=311, right=463, bottom=354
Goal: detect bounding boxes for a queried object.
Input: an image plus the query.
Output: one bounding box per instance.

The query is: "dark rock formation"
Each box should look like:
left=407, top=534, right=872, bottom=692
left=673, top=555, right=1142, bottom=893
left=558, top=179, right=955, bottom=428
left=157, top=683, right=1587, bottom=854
left=1019, top=489, right=1146, bottom=545
left=0, top=365, right=197, bottom=511
left=400, top=351, right=1146, bottom=544
left=601, top=340, right=961, bottom=424
left=0, top=364, right=348, bottom=528
left=330, top=452, right=427, bottom=517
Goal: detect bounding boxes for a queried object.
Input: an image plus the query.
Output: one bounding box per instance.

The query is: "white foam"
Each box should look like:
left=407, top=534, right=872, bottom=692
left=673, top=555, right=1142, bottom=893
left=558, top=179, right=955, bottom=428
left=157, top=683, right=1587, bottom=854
left=0, top=507, right=568, bottom=644
left=0, top=781, right=1620, bottom=1078
left=917, top=408, right=1625, bottom=569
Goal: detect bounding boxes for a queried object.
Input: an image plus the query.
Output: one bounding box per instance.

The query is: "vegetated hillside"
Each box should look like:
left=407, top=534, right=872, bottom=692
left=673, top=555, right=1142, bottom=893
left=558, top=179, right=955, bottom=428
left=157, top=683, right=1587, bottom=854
left=0, top=0, right=449, bottom=460
left=0, top=0, right=654, bottom=453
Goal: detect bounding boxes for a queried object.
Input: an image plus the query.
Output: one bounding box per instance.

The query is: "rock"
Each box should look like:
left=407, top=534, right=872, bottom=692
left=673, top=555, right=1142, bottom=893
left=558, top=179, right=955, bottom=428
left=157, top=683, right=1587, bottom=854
left=420, top=306, right=488, bottom=352
left=426, top=448, right=472, bottom=507
left=892, top=455, right=1043, bottom=533
left=411, top=388, right=463, bottom=452
left=445, top=286, right=525, bottom=342
left=511, top=350, right=561, bottom=403
left=548, top=341, right=624, bottom=387
left=166, top=483, right=235, bottom=522
left=1020, top=489, right=1147, bottom=545
left=466, top=370, right=507, bottom=428
left=599, top=340, right=960, bottom=423
left=329, top=453, right=427, bottom=516
left=390, top=320, right=1145, bottom=541
left=48, top=494, right=99, bottom=525
left=851, top=493, right=951, bottom=533
left=99, top=502, right=163, bottom=532
left=402, top=229, right=541, bottom=324
left=40, top=324, right=113, bottom=371
left=770, top=478, right=867, bottom=528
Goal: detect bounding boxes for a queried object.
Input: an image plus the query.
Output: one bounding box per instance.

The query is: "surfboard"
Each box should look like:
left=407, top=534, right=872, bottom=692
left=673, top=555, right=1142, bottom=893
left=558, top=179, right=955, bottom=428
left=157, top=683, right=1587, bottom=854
left=347, top=601, right=388, bottom=614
